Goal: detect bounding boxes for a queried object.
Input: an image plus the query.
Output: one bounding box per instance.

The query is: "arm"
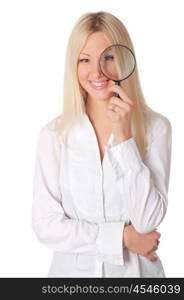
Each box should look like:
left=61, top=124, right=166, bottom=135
left=107, top=115, right=172, bottom=234
left=32, top=122, right=125, bottom=265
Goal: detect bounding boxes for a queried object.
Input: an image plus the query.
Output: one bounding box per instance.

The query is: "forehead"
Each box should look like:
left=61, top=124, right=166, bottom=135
left=81, top=32, right=111, bottom=54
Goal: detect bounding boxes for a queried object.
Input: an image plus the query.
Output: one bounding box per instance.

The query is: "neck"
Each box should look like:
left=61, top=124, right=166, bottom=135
left=85, top=97, right=109, bottom=123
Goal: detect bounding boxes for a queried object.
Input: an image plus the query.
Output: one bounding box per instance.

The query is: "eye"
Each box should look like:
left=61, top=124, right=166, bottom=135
left=79, top=58, right=89, bottom=63
left=104, top=55, right=114, bottom=61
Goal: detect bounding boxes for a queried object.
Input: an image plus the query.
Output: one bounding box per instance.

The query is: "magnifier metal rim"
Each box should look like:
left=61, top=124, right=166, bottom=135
left=99, top=43, right=136, bottom=82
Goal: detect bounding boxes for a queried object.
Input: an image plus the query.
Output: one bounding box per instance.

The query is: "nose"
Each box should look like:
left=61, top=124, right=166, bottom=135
left=91, top=59, right=103, bottom=79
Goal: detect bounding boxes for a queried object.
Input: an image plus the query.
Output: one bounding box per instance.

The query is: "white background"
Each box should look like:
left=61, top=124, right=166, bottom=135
left=0, top=0, right=183, bottom=277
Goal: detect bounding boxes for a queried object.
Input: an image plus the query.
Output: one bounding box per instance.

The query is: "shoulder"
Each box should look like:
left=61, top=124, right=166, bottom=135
left=143, top=109, right=172, bottom=144
left=39, top=115, right=60, bottom=138
left=36, top=116, right=61, bottom=153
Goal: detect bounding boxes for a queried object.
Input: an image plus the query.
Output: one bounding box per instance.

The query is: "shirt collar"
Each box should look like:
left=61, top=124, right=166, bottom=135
left=82, top=111, right=115, bottom=148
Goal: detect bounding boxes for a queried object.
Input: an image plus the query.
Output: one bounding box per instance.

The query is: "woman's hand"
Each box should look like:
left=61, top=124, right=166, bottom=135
left=106, top=84, right=134, bottom=144
left=123, top=224, right=160, bottom=261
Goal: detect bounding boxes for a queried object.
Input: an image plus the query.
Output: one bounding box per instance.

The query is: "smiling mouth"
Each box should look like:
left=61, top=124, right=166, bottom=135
left=89, top=80, right=109, bottom=89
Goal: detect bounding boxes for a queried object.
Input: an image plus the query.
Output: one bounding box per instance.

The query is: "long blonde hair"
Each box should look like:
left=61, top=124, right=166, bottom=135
left=53, top=11, right=156, bottom=157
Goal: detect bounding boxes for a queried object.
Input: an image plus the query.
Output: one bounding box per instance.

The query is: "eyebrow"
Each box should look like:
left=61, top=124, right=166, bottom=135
left=79, top=52, right=91, bottom=56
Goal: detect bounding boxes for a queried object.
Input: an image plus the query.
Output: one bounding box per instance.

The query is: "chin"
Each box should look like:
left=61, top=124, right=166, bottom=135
left=88, top=90, right=110, bottom=101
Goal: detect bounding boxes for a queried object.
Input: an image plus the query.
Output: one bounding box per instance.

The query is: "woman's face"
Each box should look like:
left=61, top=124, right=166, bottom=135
left=77, top=31, right=113, bottom=103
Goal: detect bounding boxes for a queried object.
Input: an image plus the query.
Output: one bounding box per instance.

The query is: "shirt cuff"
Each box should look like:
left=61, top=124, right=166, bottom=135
left=96, top=222, right=125, bottom=265
left=107, top=137, right=142, bottom=179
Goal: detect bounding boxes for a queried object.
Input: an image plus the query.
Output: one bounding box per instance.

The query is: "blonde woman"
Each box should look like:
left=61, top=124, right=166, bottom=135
left=32, top=11, right=172, bottom=277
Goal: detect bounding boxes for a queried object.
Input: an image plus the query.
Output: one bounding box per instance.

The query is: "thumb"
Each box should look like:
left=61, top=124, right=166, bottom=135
left=146, top=253, right=158, bottom=262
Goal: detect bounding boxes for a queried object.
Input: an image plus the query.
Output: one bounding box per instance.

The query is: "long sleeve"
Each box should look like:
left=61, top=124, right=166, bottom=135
left=107, top=115, right=172, bottom=234
left=32, top=122, right=125, bottom=264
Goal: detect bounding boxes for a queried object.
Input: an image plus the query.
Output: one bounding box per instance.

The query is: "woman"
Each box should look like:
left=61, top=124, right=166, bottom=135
left=32, top=11, right=172, bottom=277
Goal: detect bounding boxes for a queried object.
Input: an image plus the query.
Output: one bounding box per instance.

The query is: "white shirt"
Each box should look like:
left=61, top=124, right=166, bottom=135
left=32, top=110, right=172, bottom=277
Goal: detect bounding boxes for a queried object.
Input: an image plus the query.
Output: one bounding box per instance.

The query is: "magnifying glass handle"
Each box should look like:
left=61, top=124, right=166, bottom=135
left=115, top=81, right=121, bottom=98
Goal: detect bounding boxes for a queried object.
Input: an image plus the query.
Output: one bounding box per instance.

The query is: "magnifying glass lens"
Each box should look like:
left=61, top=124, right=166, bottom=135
left=100, top=44, right=136, bottom=82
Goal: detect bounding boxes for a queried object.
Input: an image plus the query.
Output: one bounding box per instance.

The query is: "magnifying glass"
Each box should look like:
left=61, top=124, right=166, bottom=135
left=99, top=44, right=136, bottom=97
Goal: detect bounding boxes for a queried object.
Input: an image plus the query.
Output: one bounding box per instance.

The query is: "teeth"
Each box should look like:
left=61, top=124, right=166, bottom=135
left=91, top=81, right=106, bottom=87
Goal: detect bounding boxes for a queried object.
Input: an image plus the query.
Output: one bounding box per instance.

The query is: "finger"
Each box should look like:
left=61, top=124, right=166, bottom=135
left=155, top=232, right=161, bottom=240
left=147, top=240, right=159, bottom=253
left=152, top=231, right=161, bottom=239
left=106, top=109, right=121, bottom=121
left=110, top=96, right=133, bottom=109
left=108, top=85, right=134, bottom=106
left=108, top=105, right=124, bottom=114
left=109, top=99, right=132, bottom=115
left=108, top=103, right=117, bottom=112
left=150, top=245, right=158, bottom=252
left=106, top=108, right=118, bottom=117
left=146, top=253, right=158, bottom=261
